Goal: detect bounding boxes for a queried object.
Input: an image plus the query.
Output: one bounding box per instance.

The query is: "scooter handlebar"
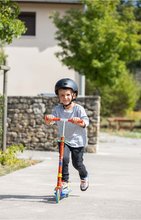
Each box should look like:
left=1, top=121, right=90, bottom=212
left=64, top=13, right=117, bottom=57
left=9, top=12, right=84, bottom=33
left=45, top=116, right=83, bottom=123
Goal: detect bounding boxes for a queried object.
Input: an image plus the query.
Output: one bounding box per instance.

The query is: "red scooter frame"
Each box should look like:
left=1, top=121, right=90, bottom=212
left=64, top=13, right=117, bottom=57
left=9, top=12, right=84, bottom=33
left=45, top=116, right=83, bottom=203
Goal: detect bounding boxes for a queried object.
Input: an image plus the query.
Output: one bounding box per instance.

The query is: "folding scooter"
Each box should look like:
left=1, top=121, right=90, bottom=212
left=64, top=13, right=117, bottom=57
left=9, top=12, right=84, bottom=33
left=45, top=116, right=83, bottom=203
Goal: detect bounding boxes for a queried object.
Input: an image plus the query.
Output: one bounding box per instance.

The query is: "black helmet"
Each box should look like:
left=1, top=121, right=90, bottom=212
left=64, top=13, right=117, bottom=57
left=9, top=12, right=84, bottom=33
left=55, top=78, right=78, bottom=96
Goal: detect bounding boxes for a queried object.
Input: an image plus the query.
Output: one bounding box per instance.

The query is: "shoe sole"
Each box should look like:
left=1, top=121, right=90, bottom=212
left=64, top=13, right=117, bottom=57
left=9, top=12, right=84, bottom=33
left=80, top=184, right=89, bottom=191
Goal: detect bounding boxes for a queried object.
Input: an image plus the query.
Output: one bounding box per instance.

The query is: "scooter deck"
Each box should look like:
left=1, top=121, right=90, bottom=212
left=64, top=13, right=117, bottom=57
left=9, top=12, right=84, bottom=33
left=61, top=188, right=71, bottom=197
left=54, top=188, right=71, bottom=203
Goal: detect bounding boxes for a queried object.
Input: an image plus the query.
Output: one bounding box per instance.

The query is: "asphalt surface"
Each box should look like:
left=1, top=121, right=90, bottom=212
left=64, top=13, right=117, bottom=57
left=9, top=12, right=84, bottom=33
left=0, top=132, right=141, bottom=220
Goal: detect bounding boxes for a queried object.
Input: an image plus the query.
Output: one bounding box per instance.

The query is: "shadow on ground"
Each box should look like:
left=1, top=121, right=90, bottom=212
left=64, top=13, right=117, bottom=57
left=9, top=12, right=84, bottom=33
left=0, top=194, right=80, bottom=204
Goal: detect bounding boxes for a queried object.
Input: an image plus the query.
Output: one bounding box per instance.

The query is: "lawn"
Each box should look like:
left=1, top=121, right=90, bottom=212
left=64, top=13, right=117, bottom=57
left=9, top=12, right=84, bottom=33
left=101, top=111, right=141, bottom=139
left=101, top=128, right=141, bottom=139
left=0, top=159, right=39, bottom=176
left=0, top=145, right=40, bottom=176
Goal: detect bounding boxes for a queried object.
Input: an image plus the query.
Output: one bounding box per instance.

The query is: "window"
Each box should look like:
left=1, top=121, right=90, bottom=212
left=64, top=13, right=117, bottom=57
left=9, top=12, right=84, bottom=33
left=19, top=12, right=36, bottom=36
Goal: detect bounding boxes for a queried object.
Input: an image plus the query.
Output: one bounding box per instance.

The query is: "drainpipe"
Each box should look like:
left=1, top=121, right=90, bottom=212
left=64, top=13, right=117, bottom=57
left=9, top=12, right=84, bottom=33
left=79, top=75, right=85, bottom=97
left=79, top=3, right=88, bottom=97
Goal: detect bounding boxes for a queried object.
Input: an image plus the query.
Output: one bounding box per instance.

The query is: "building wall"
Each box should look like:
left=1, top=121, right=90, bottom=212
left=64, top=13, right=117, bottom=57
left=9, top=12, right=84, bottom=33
left=1, top=3, right=82, bottom=96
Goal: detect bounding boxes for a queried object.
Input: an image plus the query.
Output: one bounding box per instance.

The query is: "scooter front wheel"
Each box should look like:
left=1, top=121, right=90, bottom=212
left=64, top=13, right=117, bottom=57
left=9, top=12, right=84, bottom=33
left=55, top=189, right=60, bottom=203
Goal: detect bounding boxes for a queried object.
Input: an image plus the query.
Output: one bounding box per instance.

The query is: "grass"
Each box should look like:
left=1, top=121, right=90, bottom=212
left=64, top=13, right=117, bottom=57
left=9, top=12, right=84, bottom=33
left=101, top=111, right=141, bottom=139
left=0, top=145, right=40, bottom=176
left=0, top=159, right=39, bottom=176
left=101, top=128, right=141, bottom=139
left=126, top=111, right=141, bottom=121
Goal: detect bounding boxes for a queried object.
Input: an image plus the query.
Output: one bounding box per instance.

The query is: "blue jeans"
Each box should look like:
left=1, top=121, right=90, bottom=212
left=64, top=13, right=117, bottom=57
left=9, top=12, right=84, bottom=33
left=59, top=144, right=88, bottom=182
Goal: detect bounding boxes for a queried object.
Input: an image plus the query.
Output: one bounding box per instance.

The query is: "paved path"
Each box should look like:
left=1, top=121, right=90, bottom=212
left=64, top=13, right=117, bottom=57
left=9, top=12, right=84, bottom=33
left=0, top=133, right=141, bottom=220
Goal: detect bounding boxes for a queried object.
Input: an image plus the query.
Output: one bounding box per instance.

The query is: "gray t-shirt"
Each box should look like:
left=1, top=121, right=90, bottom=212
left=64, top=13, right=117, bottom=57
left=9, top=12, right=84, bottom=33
left=52, top=103, right=89, bottom=148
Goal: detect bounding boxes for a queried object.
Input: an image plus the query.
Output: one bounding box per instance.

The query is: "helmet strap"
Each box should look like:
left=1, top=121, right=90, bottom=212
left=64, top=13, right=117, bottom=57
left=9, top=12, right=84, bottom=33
left=62, top=101, right=72, bottom=109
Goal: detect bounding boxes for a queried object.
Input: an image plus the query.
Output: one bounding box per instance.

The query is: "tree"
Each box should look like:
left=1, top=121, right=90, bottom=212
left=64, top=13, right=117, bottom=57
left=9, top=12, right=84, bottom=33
left=0, top=0, right=26, bottom=64
left=51, top=0, right=141, bottom=87
left=86, top=69, right=140, bottom=116
left=100, top=72, right=140, bottom=116
left=119, top=0, right=141, bottom=71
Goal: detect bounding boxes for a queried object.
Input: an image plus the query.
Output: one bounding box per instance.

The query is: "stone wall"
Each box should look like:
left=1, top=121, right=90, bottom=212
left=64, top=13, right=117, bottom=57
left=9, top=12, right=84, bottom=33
left=7, top=96, right=100, bottom=153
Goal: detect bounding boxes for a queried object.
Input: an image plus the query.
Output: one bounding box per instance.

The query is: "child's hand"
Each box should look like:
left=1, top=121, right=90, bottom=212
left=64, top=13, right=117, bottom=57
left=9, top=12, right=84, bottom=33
left=45, top=114, right=55, bottom=125
left=71, top=117, right=86, bottom=128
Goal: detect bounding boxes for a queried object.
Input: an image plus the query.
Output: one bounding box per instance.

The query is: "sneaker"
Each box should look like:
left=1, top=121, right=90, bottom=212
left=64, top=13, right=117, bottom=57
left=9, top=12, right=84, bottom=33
left=61, top=181, right=71, bottom=196
left=80, top=177, right=89, bottom=191
left=62, top=181, right=68, bottom=190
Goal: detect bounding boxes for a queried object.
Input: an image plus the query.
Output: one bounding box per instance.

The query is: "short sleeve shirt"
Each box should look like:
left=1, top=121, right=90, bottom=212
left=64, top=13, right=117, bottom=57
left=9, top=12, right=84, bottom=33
left=52, top=104, right=89, bottom=148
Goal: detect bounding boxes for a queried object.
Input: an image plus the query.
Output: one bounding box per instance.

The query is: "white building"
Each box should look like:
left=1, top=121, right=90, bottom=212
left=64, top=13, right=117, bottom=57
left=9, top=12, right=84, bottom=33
left=1, top=0, right=86, bottom=96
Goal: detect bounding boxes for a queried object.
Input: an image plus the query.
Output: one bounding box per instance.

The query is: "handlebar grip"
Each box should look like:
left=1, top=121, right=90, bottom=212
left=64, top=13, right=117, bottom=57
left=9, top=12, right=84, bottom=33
left=45, top=116, right=60, bottom=122
left=68, top=119, right=83, bottom=123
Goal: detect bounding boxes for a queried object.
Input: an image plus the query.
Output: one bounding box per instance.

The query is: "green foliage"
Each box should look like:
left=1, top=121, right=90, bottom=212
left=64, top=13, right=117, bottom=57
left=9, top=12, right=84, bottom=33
left=0, top=0, right=26, bottom=44
left=101, top=73, right=140, bottom=116
left=0, top=144, right=24, bottom=166
left=136, top=89, right=141, bottom=110
left=86, top=71, right=140, bottom=116
left=51, top=0, right=141, bottom=87
left=0, top=46, right=6, bottom=65
left=122, top=0, right=141, bottom=72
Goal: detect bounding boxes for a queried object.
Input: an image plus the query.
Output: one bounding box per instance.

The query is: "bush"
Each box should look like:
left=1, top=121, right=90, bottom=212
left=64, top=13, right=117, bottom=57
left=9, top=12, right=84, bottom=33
left=0, top=144, right=24, bottom=166
left=101, top=72, right=140, bottom=116
left=86, top=71, right=140, bottom=117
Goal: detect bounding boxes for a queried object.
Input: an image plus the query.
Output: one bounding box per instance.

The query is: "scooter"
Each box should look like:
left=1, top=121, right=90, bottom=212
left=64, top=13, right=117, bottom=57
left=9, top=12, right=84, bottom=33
left=45, top=116, right=82, bottom=203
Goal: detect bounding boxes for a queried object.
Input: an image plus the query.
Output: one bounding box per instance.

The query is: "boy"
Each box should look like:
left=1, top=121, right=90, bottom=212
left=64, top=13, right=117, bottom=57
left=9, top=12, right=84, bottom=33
left=45, top=78, right=89, bottom=191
